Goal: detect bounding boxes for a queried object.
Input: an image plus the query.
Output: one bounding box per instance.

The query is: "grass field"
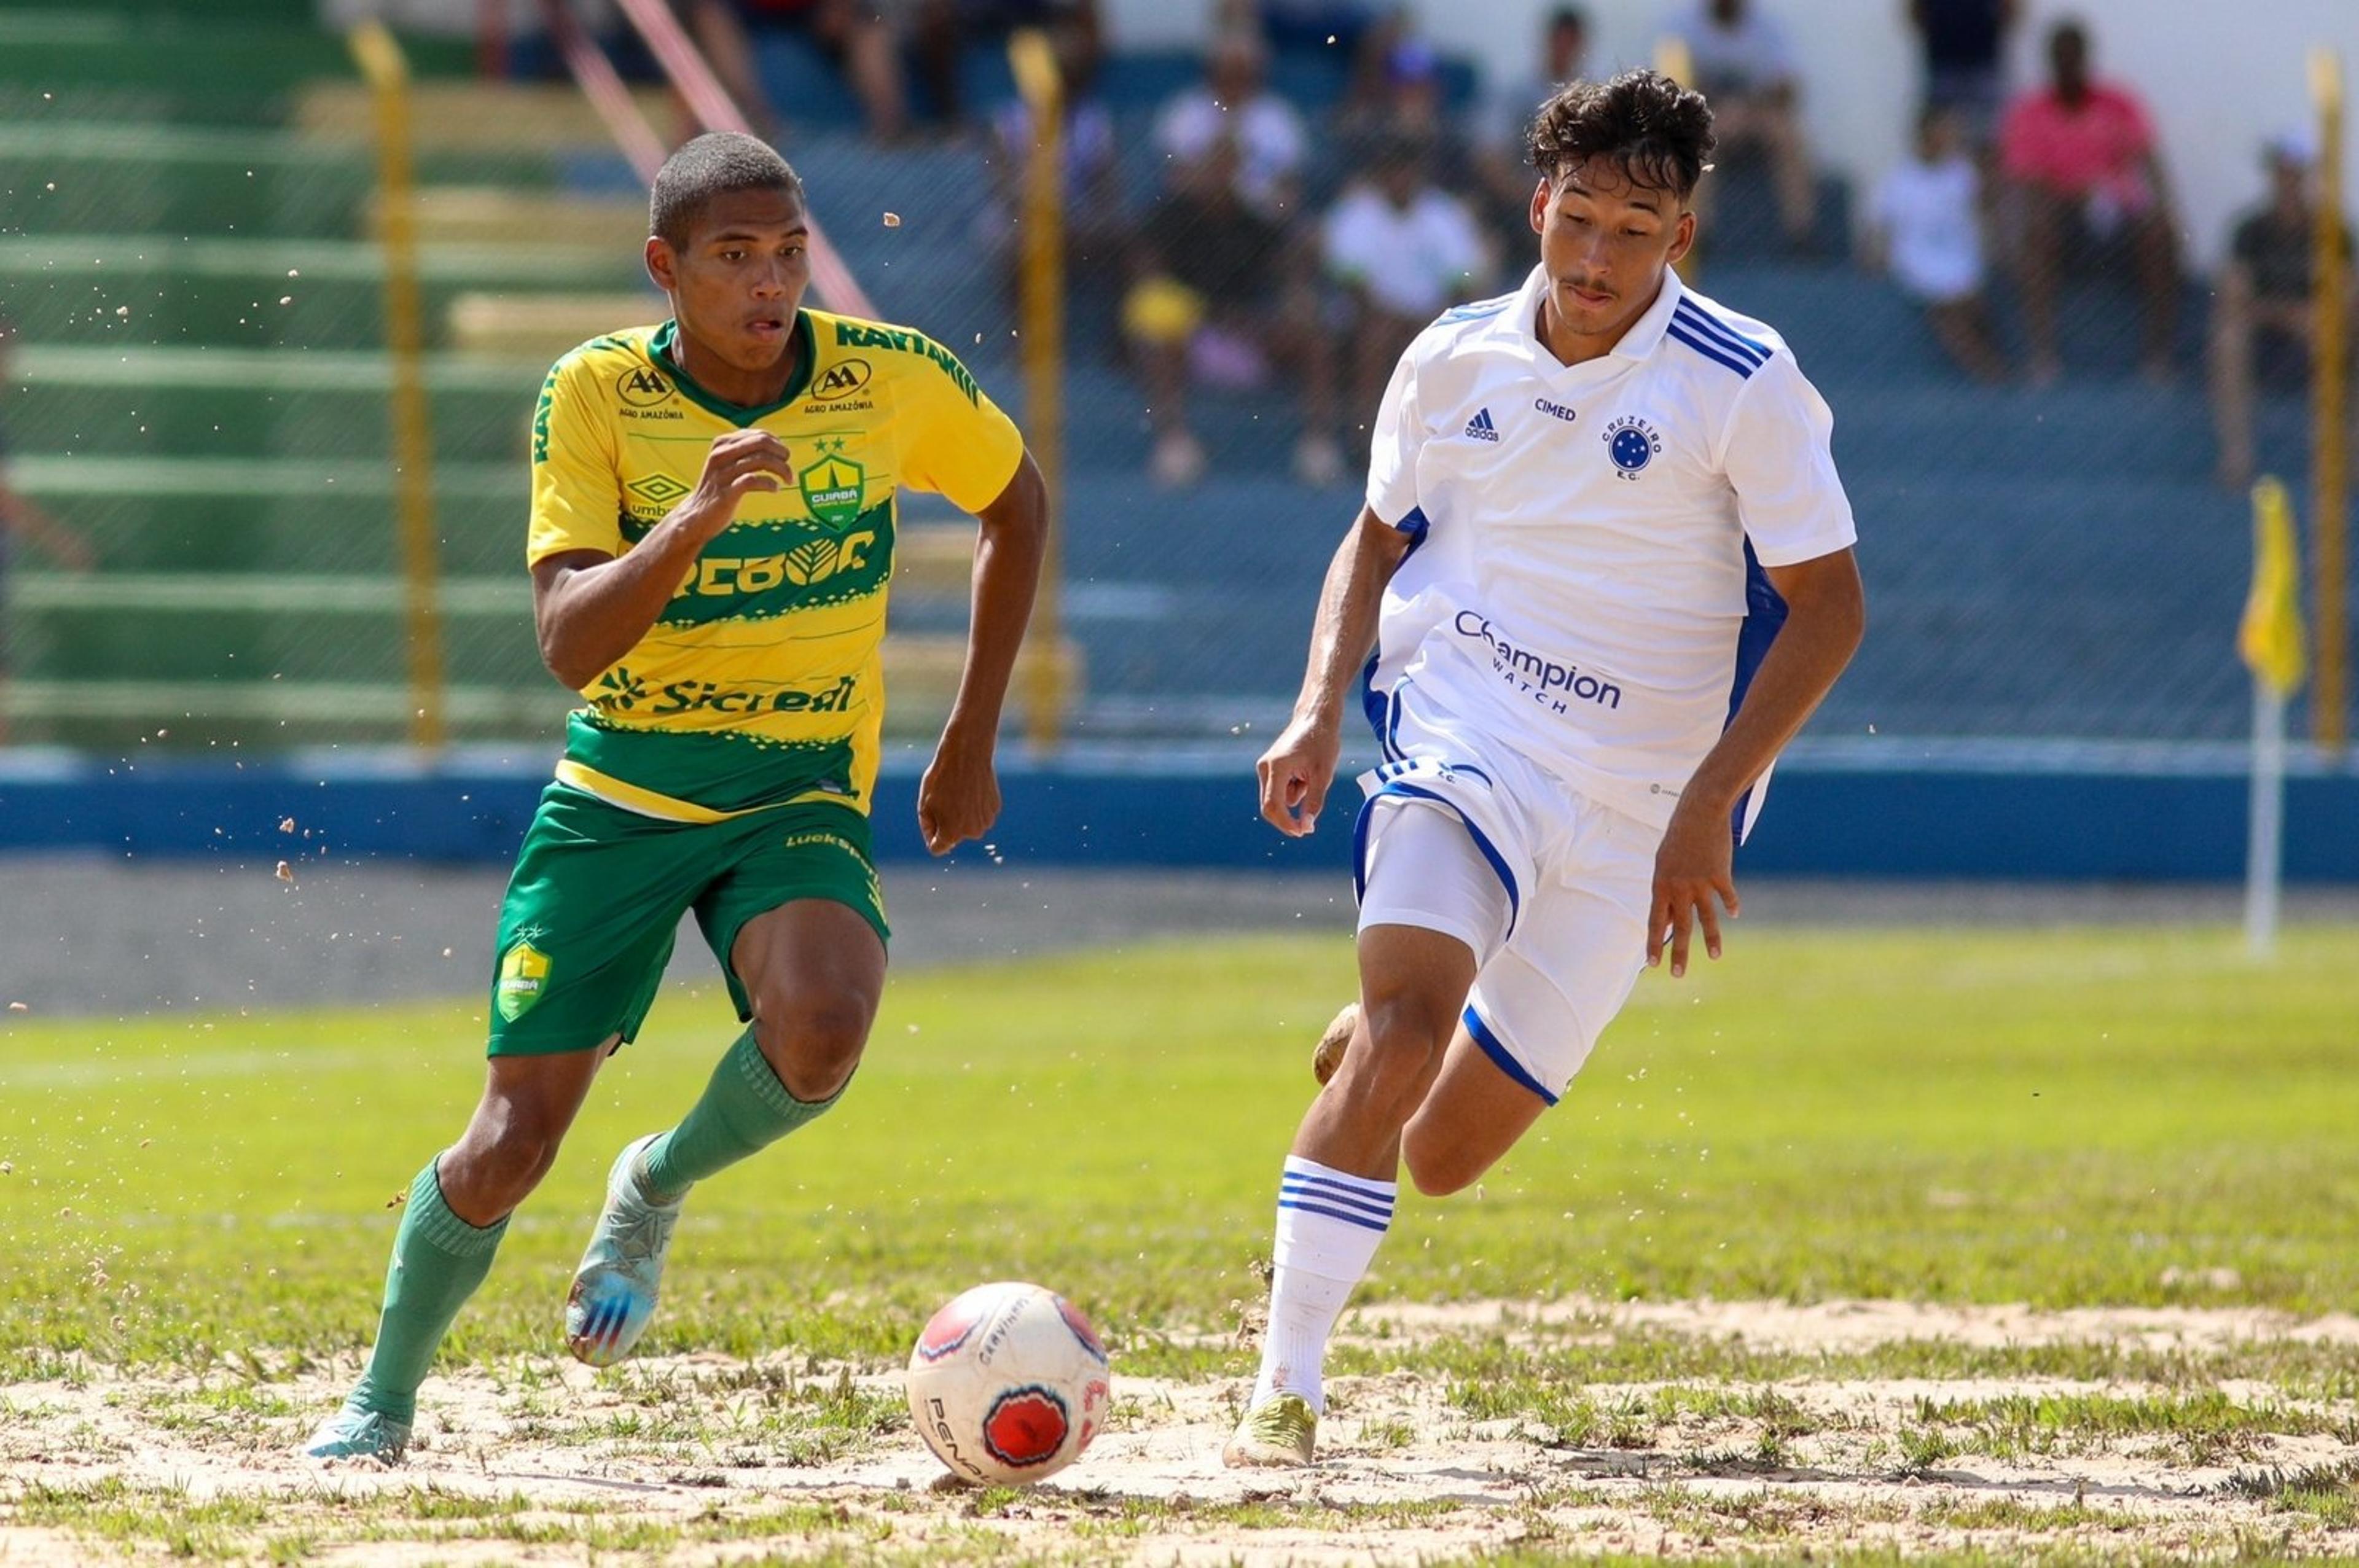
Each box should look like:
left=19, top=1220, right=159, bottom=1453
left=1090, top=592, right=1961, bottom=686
left=4, top=922, right=2358, bottom=1564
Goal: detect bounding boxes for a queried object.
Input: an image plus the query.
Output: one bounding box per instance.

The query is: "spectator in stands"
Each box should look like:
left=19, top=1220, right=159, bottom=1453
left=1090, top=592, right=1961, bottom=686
left=1483, top=6, right=1589, bottom=152
left=1865, top=108, right=2006, bottom=382
left=0, top=316, right=96, bottom=746
left=1323, top=135, right=1489, bottom=418
left=1123, top=139, right=1340, bottom=488
left=912, top=0, right=1100, bottom=130
left=2210, top=133, right=2356, bottom=490
left=683, top=0, right=909, bottom=142
left=978, top=20, right=1124, bottom=273
left=1154, top=27, right=1309, bottom=219
left=1998, top=20, right=2179, bottom=384
left=1665, top=0, right=1817, bottom=250
left=1905, top=0, right=2017, bottom=144
left=1337, top=37, right=1468, bottom=174
left=1475, top=8, right=1587, bottom=284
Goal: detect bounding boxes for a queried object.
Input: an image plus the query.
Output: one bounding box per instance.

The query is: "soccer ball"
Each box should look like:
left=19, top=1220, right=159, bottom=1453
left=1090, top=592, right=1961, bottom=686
left=906, top=1281, right=1111, bottom=1485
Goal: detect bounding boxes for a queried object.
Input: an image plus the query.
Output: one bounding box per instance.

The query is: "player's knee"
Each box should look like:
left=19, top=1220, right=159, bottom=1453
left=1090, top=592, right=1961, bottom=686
left=1353, top=994, right=1454, bottom=1090
left=444, top=1115, right=564, bottom=1215
left=751, top=990, right=874, bottom=1101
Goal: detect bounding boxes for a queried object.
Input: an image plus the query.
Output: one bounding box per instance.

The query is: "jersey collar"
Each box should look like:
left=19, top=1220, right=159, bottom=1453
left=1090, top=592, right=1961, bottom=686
left=648, top=314, right=818, bottom=426
left=1504, top=262, right=1683, bottom=370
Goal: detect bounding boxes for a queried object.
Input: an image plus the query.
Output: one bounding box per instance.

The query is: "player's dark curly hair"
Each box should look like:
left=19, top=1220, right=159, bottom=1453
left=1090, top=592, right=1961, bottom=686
left=1525, top=69, right=1716, bottom=198
left=649, top=131, right=805, bottom=248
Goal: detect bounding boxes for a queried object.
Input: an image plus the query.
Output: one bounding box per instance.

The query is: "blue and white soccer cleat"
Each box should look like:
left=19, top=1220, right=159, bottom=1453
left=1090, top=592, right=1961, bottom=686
left=302, top=1403, right=413, bottom=1464
left=565, top=1133, right=684, bottom=1367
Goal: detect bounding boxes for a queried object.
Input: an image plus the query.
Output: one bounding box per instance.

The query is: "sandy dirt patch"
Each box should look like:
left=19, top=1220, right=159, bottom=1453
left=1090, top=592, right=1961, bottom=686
left=6, top=1299, right=2359, bottom=1564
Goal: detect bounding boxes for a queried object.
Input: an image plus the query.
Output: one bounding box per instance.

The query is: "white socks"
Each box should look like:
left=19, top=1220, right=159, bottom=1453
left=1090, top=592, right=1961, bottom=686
left=1250, top=1156, right=1397, bottom=1415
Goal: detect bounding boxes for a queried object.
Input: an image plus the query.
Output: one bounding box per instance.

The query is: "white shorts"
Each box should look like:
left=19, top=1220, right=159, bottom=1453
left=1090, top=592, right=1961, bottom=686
left=1353, top=687, right=1661, bottom=1106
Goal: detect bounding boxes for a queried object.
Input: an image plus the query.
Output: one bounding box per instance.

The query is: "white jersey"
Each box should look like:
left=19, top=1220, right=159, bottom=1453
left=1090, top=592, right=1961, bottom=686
left=1363, top=264, right=1856, bottom=835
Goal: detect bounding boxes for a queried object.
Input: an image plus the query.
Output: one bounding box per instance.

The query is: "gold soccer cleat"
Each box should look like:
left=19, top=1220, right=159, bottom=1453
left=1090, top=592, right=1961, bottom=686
left=1312, top=1002, right=1359, bottom=1086
left=1223, top=1392, right=1318, bottom=1467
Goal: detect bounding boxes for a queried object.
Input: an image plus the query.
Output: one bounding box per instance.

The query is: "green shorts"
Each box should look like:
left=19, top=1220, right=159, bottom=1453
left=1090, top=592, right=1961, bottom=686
left=485, top=783, right=889, bottom=1056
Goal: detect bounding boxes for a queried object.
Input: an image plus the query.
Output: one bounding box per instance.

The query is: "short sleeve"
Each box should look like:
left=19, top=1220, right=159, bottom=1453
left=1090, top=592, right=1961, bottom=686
left=1721, top=352, right=1857, bottom=568
left=896, top=343, right=1026, bottom=514
left=1322, top=193, right=1374, bottom=279
left=1871, top=170, right=1902, bottom=231
left=1364, top=345, right=1426, bottom=528
left=2116, top=90, right=2156, bottom=157
left=1152, top=94, right=1202, bottom=163
left=1434, top=198, right=1485, bottom=282
left=1256, top=98, right=1307, bottom=176
left=526, top=356, right=623, bottom=567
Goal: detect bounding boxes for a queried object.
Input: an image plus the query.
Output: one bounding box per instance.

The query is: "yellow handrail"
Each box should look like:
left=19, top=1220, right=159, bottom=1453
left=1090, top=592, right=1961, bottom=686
left=349, top=20, right=447, bottom=751
left=2310, top=45, right=2348, bottom=754
left=1010, top=27, right=1066, bottom=750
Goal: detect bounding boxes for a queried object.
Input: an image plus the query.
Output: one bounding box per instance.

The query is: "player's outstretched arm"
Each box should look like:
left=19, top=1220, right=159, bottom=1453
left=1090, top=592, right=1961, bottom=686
left=1649, top=545, right=1865, bottom=977
left=1256, top=507, right=1415, bottom=838
left=917, top=451, right=1048, bottom=856
left=531, top=430, right=795, bottom=689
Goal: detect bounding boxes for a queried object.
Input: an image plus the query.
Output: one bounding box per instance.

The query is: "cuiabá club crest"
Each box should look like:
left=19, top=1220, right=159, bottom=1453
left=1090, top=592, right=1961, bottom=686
left=799, top=437, right=867, bottom=530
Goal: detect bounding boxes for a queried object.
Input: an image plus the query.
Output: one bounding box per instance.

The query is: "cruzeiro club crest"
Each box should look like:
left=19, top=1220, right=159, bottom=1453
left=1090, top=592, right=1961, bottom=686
left=799, top=436, right=867, bottom=530
left=1602, top=414, right=1662, bottom=480
left=496, top=940, right=551, bottom=1023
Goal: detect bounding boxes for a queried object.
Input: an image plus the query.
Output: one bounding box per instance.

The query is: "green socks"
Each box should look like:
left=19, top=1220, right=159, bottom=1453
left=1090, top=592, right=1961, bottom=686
left=641, top=1026, right=842, bottom=1199
left=349, top=1161, right=509, bottom=1424
left=342, top=1032, right=834, bottom=1422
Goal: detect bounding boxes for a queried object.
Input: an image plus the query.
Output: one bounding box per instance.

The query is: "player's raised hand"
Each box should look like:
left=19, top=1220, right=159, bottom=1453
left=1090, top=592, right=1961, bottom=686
left=1646, top=795, right=1740, bottom=979
left=680, top=431, right=795, bottom=537
left=1256, top=714, right=1341, bottom=837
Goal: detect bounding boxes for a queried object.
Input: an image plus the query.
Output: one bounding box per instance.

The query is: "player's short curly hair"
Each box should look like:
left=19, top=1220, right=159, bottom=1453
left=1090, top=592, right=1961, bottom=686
left=1525, top=69, right=1716, bottom=199
left=649, top=131, right=805, bottom=248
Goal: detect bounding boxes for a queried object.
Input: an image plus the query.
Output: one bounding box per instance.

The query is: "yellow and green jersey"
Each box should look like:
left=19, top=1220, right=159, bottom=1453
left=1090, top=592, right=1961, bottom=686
left=527, top=310, right=1024, bottom=821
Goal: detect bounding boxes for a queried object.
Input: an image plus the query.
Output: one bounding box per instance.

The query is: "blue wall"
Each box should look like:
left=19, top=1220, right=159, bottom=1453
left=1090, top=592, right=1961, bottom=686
left=2, top=748, right=2354, bottom=882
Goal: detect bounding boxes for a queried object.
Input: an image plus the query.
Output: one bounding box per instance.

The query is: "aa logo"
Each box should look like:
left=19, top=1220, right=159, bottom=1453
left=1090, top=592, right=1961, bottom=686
left=810, top=359, right=872, bottom=399
left=616, top=365, right=674, bottom=408
left=496, top=942, right=551, bottom=1022
left=799, top=439, right=867, bottom=529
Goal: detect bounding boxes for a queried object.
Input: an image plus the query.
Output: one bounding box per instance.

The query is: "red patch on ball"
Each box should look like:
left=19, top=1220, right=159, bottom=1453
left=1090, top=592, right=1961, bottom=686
left=1056, top=1297, right=1108, bottom=1362
left=915, top=1297, right=985, bottom=1363
left=982, top=1386, right=1070, bottom=1468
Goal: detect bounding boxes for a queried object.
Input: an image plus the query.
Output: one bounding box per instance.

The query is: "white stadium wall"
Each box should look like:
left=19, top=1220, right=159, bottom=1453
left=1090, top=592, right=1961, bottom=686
left=1105, top=0, right=2359, bottom=269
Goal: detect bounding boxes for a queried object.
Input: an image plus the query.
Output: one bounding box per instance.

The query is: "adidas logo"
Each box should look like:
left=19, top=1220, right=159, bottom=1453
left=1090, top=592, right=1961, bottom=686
left=1464, top=407, right=1500, bottom=442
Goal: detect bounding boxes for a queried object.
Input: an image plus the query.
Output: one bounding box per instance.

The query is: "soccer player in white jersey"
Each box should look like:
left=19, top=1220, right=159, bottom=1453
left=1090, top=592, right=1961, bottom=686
left=1225, top=69, right=1866, bottom=1467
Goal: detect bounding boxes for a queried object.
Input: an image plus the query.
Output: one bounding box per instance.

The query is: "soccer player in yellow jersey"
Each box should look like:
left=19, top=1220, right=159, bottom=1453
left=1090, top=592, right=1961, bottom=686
left=305, top=132, right=1047, bottom=1462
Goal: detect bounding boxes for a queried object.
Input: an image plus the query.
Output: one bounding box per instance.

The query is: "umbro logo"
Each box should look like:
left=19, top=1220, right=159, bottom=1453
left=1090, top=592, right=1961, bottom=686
left=1464, top=407, right=1500, bottom=442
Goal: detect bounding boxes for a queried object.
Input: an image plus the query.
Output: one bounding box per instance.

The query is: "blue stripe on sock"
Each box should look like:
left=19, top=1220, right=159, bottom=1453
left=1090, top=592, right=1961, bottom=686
left=1278, top=1197, right=1393, bottom=1233
left=1280, top=1158, right=1395, bottom=1196
left=1280, top=1179, right=1394, bottom=1223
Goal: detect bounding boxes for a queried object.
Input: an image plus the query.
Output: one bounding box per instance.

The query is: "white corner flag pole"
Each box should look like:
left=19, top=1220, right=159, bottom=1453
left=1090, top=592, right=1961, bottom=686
left=2244, top=677, right=2287, bottom=958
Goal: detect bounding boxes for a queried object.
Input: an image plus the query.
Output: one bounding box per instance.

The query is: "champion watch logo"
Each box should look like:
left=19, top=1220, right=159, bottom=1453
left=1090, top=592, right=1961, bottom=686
left=1464, top=407, right=1500, bottom=442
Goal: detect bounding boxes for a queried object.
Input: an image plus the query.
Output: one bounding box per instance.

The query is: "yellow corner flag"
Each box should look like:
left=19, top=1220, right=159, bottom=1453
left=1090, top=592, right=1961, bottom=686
left=2240, top=478, right=2308, bottom=697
